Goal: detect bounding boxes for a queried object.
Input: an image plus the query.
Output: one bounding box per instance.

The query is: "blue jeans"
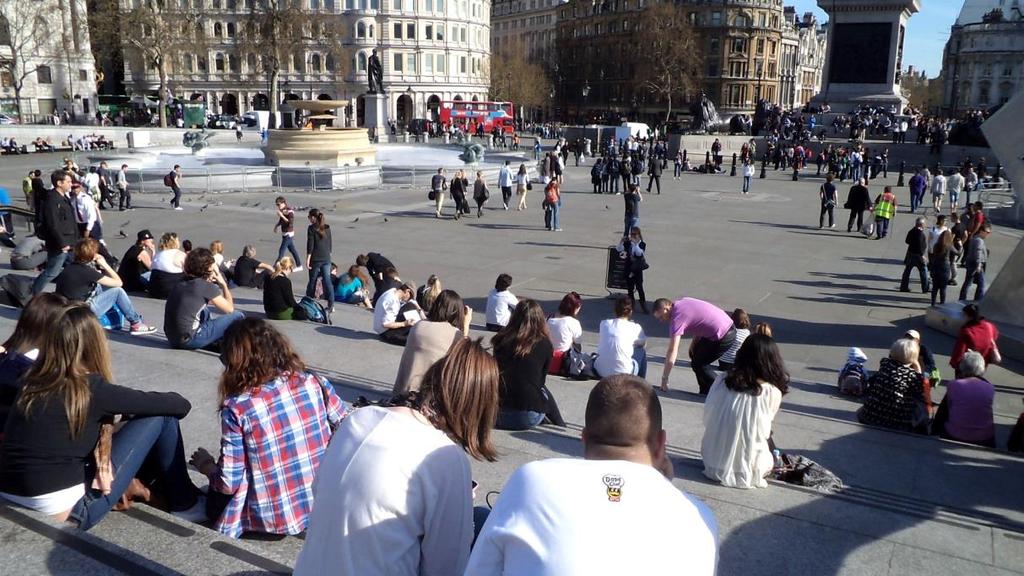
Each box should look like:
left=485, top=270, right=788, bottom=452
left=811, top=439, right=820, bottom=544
left=544, top=201, right=561, bottom=230
left=182, top=308, right=244, bottom=350
left=306, top=261, right=334, bottom=308
left=496, top=410, right=545, bottom=431
left=875, top=217, right=890, bottom=239
left=742, top=175, right=751, bottom=193
left=89, top=286, right=143, bottom=325
left=624, top=216, right=639, bottom=237
left=632, top=346, right=648, bottom=378
left=68, top=416, right=195, bottom=531
left=31, top=251, right=69, bottom=294
left=277, top=235, right=300, bottom=264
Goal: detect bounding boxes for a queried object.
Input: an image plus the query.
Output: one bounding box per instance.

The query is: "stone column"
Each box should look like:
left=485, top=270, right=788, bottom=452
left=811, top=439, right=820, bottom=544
left=811, top=0, right=920, bottom=112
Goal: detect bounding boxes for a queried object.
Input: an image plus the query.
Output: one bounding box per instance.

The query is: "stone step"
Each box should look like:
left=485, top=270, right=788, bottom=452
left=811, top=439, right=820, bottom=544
left=0, top=501, right=302, bottom=575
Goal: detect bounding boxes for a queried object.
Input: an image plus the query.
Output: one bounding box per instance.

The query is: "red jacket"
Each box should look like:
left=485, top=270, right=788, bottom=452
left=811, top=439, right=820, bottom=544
left=950, top=319, right=999, bottom=369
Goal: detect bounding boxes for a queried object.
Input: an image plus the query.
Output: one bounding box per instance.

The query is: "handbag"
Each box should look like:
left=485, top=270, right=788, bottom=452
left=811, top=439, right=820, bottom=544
left=567, top=345, right=598, bottom=380
left=428, top=189, right=437, bottom=201
left=526, top=181, right=533, bottom=191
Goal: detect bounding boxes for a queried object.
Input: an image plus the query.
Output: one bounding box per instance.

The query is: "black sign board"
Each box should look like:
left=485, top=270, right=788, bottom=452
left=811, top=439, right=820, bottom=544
left=606, top=246, right=630, bottom=290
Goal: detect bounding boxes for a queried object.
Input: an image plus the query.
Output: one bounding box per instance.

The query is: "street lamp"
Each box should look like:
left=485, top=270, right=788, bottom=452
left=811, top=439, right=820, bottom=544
left=755, top=62, right=764, bottom=102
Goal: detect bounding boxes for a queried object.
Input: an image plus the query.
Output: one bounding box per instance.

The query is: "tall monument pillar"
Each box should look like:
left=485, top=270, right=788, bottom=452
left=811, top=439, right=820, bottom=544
left=811, top=0, right=920, bottom=112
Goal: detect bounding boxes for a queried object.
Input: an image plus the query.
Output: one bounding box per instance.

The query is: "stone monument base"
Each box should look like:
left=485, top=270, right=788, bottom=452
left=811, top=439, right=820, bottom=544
left=265, top=127, right=376, bottom=167
left=364, top=93, right=390, bottom=144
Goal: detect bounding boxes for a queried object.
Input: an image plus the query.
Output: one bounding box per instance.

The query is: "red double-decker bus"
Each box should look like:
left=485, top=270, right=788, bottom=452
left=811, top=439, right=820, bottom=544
left=439, top=100, right=515, bottom=134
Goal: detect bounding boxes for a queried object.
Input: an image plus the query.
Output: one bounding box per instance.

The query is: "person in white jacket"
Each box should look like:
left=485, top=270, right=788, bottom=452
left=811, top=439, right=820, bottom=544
left=497, top=160, right=513, bottom=210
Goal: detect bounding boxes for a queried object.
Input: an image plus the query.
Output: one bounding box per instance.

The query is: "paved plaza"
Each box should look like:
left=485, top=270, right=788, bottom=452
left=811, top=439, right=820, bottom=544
left=1, top=144, right=1022, bottom=575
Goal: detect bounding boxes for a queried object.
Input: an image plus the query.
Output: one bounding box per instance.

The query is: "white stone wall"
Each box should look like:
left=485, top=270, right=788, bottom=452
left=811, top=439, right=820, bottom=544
left=0, top=0, right=99, bottom=123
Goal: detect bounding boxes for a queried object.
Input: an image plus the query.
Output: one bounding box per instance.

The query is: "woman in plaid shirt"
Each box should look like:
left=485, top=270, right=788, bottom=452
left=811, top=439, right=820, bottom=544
left=189, top=318, right=346, bottom=538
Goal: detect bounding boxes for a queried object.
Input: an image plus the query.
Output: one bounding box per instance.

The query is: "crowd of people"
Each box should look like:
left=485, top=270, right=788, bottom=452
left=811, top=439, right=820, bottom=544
left=0, top=122, right=1017, bottom=574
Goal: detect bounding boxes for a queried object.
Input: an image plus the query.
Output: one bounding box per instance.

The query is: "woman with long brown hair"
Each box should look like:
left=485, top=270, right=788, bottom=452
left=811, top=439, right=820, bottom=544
left=189, top=318, right=345, bottom=538
left=334, top=264, right=372, bottom=308
left=0, top=304, right=201, bottom=530
left=929, top=229, right=954, bottom=307
left=305, top=208, right=334, bottom=313
left=0, top=293, right=68, bottom=431
left=295, top=338, right=499, bottom=575
left=492, top=299, right=564, bottom=430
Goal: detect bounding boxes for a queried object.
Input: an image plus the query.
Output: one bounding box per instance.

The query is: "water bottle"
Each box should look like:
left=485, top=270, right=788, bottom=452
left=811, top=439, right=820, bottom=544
left=772, top=449, right=783, bottom=470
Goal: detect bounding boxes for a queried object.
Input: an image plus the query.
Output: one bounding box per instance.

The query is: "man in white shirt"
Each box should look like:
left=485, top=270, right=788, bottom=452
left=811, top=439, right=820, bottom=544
left=484, top=273, right=518, bottom=332
left=497, top=161, right=513, bottom=210
left=931, top=171, right=947, bottom=213
left=117, top=163, right=131, bottom=211
left=466, top=375, right=718, bottom=576
left=946, top=169, right=965, bottom=211
left=72, top=185, right=102, bottom=242
left=373, top=282, right=419, bottom=345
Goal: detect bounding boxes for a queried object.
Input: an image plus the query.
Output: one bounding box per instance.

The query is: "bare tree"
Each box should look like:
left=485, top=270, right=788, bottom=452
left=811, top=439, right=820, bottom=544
left=91, top=0, right=205, bottom=128
left=237, top=1, right=348, bottom=129
left=630, top=2, right=703, bottom=123
left=0, top=1, right=59, bottom=120
left=487, top=39, right=552, bottom=110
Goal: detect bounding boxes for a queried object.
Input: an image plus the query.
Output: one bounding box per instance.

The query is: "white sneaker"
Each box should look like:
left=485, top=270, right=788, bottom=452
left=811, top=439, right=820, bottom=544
left=174, top=207, right=183, bottom=211
left=129, top=323, right=158, bottom=335
left=293, top=266, right=304, bottom=272
left=171, top=495, right=208, bottom=523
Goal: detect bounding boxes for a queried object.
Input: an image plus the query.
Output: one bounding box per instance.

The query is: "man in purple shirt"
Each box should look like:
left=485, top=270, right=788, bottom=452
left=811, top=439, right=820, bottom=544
left=653, top=297, right=737, bottom=395
left=908, top=169, right=927, bottom=213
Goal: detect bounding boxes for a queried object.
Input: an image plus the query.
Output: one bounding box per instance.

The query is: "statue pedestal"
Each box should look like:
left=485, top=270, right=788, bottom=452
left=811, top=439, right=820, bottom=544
left=365, top=93, right=390, bottom=143
left=810, top=0, right=920, bottom=113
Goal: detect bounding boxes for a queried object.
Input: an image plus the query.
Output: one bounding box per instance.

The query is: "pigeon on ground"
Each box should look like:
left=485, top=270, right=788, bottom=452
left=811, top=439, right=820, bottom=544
left=199, top=204, right=210, bottom=212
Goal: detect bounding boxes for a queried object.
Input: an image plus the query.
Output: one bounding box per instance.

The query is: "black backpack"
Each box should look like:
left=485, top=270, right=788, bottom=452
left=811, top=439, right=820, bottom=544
left=0, top=275, right=34, bottom=308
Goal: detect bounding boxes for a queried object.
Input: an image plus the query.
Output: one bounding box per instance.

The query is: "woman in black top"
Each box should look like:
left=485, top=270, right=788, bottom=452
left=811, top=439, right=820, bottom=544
left=616, top=226, right=649, bottom=314
left=305, top=209, right=334, bottom=313
left=449, top=169, right=470, bottom=220
left=0, top=304, right=203, bottom=530
left=263, top=256, right=308, bottom=321
left=491, top=299, right=564, bottom=430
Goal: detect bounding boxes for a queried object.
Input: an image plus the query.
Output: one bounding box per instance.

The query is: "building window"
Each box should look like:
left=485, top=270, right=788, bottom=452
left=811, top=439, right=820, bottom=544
left=407, top=53, right=416, bottom=72
left=394, top=0, right=401, bottom=9
left=247, top=53, right=257, bottom=71
left=710, top=11, right=721, bottom=26
left=394, top=53, right=403, bottom=71
left=425, top=23, right=432, bottom=39
left=357, top=21, right=367, bottom=37
left=358, top=51, right=367, bottom=71
left=406, top=22, right=415, bottom=38
left=437, top=24, right=444, bottom=40
left=460, top=55, right=467, bottom=73
left=37, top=65, right=52, bottom=84
left=424, top=53, right=433, bottom=73
left=756, top=38, right=764, bottom=54
left=437, top=0, right=443, bottom=10
left=228, top=54, right=239, bottom=72
left=731, top=38, right=746, bottom=54
left=311, top=53, right=321, bottom=72
left=709, top=36, right=720, bottom=54
left=227, top=22, right=236, bottom=36
left=214, top=22, right=223, bottom=36
left=460, top=27, right=466, bottom=42
left=215, top=53, right=225, bottom=72
left=78, top=69, right=88, bottom=81
left=426, top=0, right=432, bottom=9
left=394, top=22, right=402, bottom=38
left=735, top=14, right=748, bottom=27
left=436, top=53, right=445, bottom=72
left=707, top=60, right=719, bottom=77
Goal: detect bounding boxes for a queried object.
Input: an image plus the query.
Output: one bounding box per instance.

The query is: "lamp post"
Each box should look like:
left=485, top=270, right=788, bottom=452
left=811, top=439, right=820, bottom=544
left=755, top=62, right=764, bottom=102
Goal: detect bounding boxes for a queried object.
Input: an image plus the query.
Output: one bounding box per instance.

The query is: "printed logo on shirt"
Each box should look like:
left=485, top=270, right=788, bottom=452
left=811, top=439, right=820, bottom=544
left=602, top=474, right=624, bottom=502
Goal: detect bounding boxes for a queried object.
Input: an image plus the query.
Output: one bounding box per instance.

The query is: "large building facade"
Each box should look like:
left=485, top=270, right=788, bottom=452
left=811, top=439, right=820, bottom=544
left=0, top=0, right=99, bottom=123
left=491, top=0, right=560, bottom=62
left=941, top=1, right=1024, bottom=115
left=555, top=0, right=790, bottom=119
left=120, top=0, right=491, bottom=127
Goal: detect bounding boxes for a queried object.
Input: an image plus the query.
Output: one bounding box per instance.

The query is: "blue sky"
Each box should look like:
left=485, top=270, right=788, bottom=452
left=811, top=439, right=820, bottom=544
left=787, top=0, right=963, bottom=78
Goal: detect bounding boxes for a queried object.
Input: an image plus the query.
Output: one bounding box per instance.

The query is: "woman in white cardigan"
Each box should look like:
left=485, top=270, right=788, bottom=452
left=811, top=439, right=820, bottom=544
left=701, top=334, right=788, bottom=489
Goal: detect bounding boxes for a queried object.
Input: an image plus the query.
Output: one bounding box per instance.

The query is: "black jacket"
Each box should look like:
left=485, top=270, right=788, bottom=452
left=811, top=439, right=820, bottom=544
left=905, top=228, right=928, bottom=257
left=845, top=184, right=872, bottom=211
left=40, top=191, right=78, bottom=253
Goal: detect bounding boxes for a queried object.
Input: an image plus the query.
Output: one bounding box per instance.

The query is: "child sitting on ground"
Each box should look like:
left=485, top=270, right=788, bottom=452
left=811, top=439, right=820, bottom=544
left=838, top=347, right=869, bottom=396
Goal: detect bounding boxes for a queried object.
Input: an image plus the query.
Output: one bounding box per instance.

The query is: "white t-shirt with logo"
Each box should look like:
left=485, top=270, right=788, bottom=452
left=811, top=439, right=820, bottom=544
left=465, top=458, right=718, bottom=576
